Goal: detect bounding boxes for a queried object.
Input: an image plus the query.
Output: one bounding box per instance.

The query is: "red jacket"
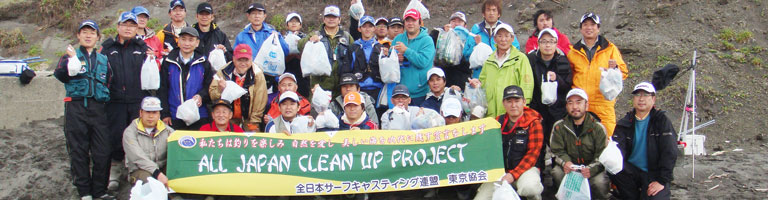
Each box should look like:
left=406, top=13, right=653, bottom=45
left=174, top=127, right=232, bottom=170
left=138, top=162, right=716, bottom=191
left=266, top=92, right=311, bottom=120
left=524, top=27, right=571, bottom=55
left=139, top=28, right=164, bottom=66
left=496, top=107, right=544, bottom=179
left=199, top=122, right=245, bottom=133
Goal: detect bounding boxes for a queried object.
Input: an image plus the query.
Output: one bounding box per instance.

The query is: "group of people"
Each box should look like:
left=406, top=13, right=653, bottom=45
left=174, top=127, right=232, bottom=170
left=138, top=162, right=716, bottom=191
left=54, top=0, right=678, bottom=199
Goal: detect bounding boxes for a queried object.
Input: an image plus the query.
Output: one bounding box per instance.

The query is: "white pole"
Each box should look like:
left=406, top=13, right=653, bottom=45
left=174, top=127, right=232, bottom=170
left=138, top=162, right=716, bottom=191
left=690, top=50, right=697, bottom=179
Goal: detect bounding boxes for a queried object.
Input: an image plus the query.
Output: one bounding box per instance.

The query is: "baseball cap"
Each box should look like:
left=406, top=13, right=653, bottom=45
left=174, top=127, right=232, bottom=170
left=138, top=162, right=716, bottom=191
left=388, top=17, right=403, bottom=27
left=441, top=98, right=462, bottom=118
left=340, top=73, right=359, bottom=86
left=426, top=68, right=445, bottom=79
left=212, top=99, right=233, bottom=111
left=140, top=96, right=163, bottom=111
left=278, top=73, right=297, bottom=84
left=632, top=82, right=656, bottom=94
left=403, top=9, right=421, bottom=20
left=178, top=27, right=199, bottom=38
left=233, top=44, right=252, bottom=60
left=324, top=5, right=341, bottom=17
left=246, top=3, right=266, bottom=13
left=537, top=28, right=558, bottom=41
left=493, top=23, right=514, bottom=36
left=566, top=88, right=589, bottom=100
left=449, top=11, right=467, bottom=23
left=118, top=11, right=138, bottom=24
left=580, top=12, right=601, bottom=25
left=197, top=2, right=214, bottom=14
left=358, top=16, right=375, bottom=27
left=344, top=92, right=364, bottom=106
left=78, top=20, right=100, bottom=33
left=502, top=85, right=524, bottom=99
left=286, top=12, right=302, bottom=24
left=279, top=91, right=300, bottom=103
left=169, top=0, right=185, bottom=10
left=131, top=6, right=150, bottom=18
left=392, top=84, right=410, bottom=97
left=375, top=17, right=388, bottom=26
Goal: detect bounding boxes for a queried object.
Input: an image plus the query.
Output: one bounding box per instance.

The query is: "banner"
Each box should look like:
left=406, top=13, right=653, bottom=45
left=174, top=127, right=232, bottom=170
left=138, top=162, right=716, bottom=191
left=167, top=118, right=505, bottom=196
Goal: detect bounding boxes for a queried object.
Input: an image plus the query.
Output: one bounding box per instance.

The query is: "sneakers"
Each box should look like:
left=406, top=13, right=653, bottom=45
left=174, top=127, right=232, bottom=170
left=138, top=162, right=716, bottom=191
left=107, top=162, right=123, bottom=191
left=80, top=195, right=93, bottom=200
left=96, top=194, right=116, bottom=200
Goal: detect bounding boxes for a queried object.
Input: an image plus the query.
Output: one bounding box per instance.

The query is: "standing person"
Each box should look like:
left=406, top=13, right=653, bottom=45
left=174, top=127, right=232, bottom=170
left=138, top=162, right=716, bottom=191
left=346, top=15, right=384, bottom=103
left=199, top=99, right=246, bottom=133
left=157, top=0, right=190, bottom=54
left=339, top=91, right=378, bottom=130
left=101, top=11, right=150, bottom=191
left=610, top=82, right=677, bottom=200
left=389, top=9, right=435, bottom=106
left=374, top=17, right=389, bottom=42
left=298, top=5, right=355, bottom=98
left=464, top=0, right=521, bottom=78
left=54, top=20, right=114, bottom=200
left=209, top=44, right=269, bottom=131
left=265, top=91, right=316, bottom=134
left=568, top=12, right=628, bottom=136
left=469, top=24, right=533, bottom=118
left=283, top=12, right=311, bottom=97
left=330, top=73, right=379, bottom=125
left=234, top=3, right=290, bottom=96
left=550, top=88, right=610, bottom=199
left=193, top=2, right=233, bottom=62
left=123, top=97, right=174, bottom=186
left=386, top=17, right=404, bottom=45
left=431, top=11, right=472, bottom=88
left=524, top=10, right=571, bottom=54
left=158, top=27, right=215, bottom=130
left=132, top=6, right=163, bottom=64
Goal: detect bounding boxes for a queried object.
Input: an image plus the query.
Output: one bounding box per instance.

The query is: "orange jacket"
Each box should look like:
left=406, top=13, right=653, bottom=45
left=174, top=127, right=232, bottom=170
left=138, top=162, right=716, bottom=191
left=567, top=36, right=628, bottom=136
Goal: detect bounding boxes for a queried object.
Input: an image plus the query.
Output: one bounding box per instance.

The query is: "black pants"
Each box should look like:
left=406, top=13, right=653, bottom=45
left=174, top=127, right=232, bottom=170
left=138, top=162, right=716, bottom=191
left=171, top=117, right=211, bottom=131
left=608, top=163, right=671, bottom=200
left=106, top=102, right=141, bottom=161
left=65, top=99, right=112, bottom=197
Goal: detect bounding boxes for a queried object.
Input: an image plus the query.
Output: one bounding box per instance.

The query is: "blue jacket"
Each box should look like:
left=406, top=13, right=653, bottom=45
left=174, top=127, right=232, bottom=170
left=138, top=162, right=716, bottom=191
left=339, top=114, right=377, bottom=130
left=234, top=23, right=289, bottom=60
left=54, top=46, right=111, bottom=104
left=348, top=38, right=384, bottom=91
left=391, top=27, right=435, bottom=98
left=463, top=20, right=521, bottom=78
left=159, top=49, right=215, bottom=120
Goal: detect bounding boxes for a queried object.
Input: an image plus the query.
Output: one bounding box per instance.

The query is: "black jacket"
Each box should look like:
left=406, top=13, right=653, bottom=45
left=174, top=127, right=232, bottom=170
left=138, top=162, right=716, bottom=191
left=345, top=40, right=383, bottom=84
left=101, top=37, right=150, bottom=103
left=613, top=108, right=678, bottom=185
left=193, top=23, right=233, bottom=62
left=527, top=50, right=573, bottom=123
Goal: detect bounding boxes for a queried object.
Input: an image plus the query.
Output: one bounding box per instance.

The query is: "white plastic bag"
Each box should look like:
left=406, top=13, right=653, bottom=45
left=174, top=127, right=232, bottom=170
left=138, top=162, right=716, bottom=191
left=301, top=41, right=332, bottom=77
left=385, top=106, right=411, bottom=130
left=541, top=75, right=558, bottom=105
left=349, top=0, right=365, bottom=20
left=140, top=55, right=160, bottom=90
left=315, top=110, right=340, bottom=129
left=404, top=0, right=430, bottom=19
left=469, top=43, right=493, bottom=69
left=208, top=48, right=227, bottom=71
left=599, top=68, right=623, bottom=101
left=290, top=116, right=317, bottom=133
left=254, top=32, right=286, bottom=76
left=599, top=140, right=624, bottom=175
left=492, top=181, right=522, bottom=200
left=436, top=29, right=464, bottom=66
left=176, top=99, right=200, bottom=126
left=378, top=48, right=400, bottom=83
left=555, top=172, right=591, bottom=200
left=129, top=177, right=168, bottom=200
left=285, top=33, right=301, bottom=55
left=311, top=85, right=333, bottom=111
left=66, top=51, right=83, bottom=76
left=411, top=108, right=445, bottom=129
left=221, top=81, right=247, bottom=102
left=464, top=85, right=488, bottom=118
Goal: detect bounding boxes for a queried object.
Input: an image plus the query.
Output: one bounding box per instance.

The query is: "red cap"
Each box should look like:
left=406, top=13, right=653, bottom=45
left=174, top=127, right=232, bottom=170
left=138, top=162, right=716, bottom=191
left=403, top=9, right=421, bottom=20
left=233, top=44, right=252, bottom=60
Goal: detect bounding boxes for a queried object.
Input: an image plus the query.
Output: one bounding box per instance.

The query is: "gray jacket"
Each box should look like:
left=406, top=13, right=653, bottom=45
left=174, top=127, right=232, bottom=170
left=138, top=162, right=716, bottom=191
left=123, top=119, right=174, bottom=174
left=330, top=91, right=379, bottom=125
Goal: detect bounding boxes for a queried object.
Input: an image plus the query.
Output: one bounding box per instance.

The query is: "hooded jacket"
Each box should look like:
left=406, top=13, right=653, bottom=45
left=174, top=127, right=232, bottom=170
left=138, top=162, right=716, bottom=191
left=137, top=28, right=163, bottom=65
left=550, top=112, right=608, bottom=176
left=479, top=47, right=534, bottom=118
left=122, top=119, right=174, bottom=174
left=339, top=113, right=377, bottom=130
left=330, top=92, right=379, bottom=125
left=194, top=23, right=234, bottom=62
left=496, top=107, right=543, bottom=179
left=524, top=27, right=571, bottom=55
left=209, top=62, right=268, bottom=127
left=100, top=36, right=150, bottom=103
left=158, top=49, right=214, bottom=120
left=347, top=37, right=384, bottom=91
left=156, top=22, right=189, bottom=52
left=391, top=27, right=435, bottom=98
left=613, top=108, right=677, bottom=185
left=527, top=50, right=573, bottom=127
left=234, top=23, right=290, bottom=61
left=463, top=20, right=521, bottom=78
left=298, top=25, right=355, bottom=97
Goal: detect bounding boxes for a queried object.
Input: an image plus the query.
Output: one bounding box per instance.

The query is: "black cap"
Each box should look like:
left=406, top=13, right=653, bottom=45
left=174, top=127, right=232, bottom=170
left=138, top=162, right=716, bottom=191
left=212, top=99, right=233, bottom=111
left=388, top=17, right=403, bottom=27
left=246, top=3, right=266, bottom=13
left=392, top=84, right=410, bottom=97
left=502, top=85, right=524, bottom=99
left=197, top=2, right=213, bottom=14
left=178, top=27, right=199, bottom=38
left=340, top=73, right=359, bottom=86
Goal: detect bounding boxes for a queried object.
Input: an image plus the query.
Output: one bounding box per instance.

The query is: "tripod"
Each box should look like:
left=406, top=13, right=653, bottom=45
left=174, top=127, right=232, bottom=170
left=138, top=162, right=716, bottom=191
left=677, top=50, right=715, bottom=178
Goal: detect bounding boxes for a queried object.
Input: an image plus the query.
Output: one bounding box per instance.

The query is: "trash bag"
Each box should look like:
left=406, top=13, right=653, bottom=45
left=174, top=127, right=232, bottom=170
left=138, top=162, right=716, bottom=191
left=301, top=41, right=332, bottom=77
left=378, top=48, right=400, bottom=83
left=208, top=49, right=227, bottom=71
left=492, top=181, right=522, bottom=200
left=290, top=116, right=317, bottom=134
left=315, top=110, right=340, bottom=129
left=285, top=33, right=301, bottom=55
left=221, top=81, right=247, bottom=102
left=404, top=0, right=430, bottom=19
left=349, top=0, right=365, bottom=20
left=436, top=29, right=464, bottom=66
left=464, top=85, right=488, bottom=118
left=176, top=99, right=200, bottom=126
left=599, top=68, right=623, bottom=101
left=599, top=140, right=624, bottom=175
left=140, top=55, right=160, bottom=90
left=555, top=172, right=591, bottom=200
left=254, top=32, right=286, bottom=76
left=469, top=43, right=493, bottom=69
left=411, top=108, right=445, bottom=129
left=385, top=106, right=411, bottom=130
left=67, top=54, right=83, bottom=76
left=541, top=74, right=558, bottom=105
left=129, top=177, right=168, bottom=200
left=311, top=85, right=333, bottom=111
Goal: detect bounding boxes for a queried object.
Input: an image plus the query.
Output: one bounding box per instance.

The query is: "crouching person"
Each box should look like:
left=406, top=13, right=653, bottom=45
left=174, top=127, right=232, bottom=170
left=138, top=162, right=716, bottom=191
left=550, top=88, right=609, bottom=199
left=339, top=91, right=378, bottom=130
left=475, top=86, right=543, bottom=200
left=199, top=99, right=246, bottom=132
left=266, top=91, right=316, bottom=134
left=123, top=97, right=175, bottom=186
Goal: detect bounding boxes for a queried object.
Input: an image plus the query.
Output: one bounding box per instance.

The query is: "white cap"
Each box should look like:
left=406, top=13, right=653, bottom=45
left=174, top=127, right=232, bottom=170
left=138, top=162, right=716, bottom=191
left=441, top=98, right=462, bottom=118
left=285, top=12, right=302, bottom=24
left=537, top=28, right=558, bottom=41
left=449, top=12, right=467, bottom=23
left=279, top=73, right=297, bottom=83
left=632, top=82, right=656, bottom=94
left=140, top=96, right=163, bottom=111
left=566, top=88, right=588, bottom=101
left=279, top=91, right=300, bottom=103
left=426, top=68, right=445, bottom=79
left=493, top=23, right=515, bottom=36
left=323, top=5, right=341, bottom=17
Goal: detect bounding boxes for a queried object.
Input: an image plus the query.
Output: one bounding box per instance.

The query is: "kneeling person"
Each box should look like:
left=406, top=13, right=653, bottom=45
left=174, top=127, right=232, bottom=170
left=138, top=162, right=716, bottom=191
left=123, top=97, right=175, bottom=186
left=199, top=99, right=245, bottom=132
left=266, top=91, right=315, bottom=134
left=340, top=91, right=377, bottom=130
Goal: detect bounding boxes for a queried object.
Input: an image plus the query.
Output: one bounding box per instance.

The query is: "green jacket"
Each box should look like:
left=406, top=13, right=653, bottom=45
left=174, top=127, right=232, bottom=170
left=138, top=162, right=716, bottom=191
left=550, top=112, right=607, bottom=175
left=298, top=25, right=354, bottom=97
left=479, top=47, right=534, bottom=117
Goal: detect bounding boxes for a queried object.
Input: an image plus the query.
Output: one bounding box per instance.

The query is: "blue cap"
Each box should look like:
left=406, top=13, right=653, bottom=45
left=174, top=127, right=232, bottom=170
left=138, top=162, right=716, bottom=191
left=392, top=84, right=410, bottom=97
left=131, top=6, right=150, bottom=18
left=169, top=0, right=185, bottom=10
left=78, top=20, right=100, bottom=32
left=358, top=16, right=375, bottom=27
left=118, top=12, right=138, bottom=24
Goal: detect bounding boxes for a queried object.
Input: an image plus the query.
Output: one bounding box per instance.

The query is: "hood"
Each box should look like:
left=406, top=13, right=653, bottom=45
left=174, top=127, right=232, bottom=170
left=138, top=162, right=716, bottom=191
left=572, top=35, right=611, bottom=54
left=515, top=107, right=543, bottom=128
left=243, top=23, right=276, bottom=33
left=134, top=118, right=167, bottom=137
